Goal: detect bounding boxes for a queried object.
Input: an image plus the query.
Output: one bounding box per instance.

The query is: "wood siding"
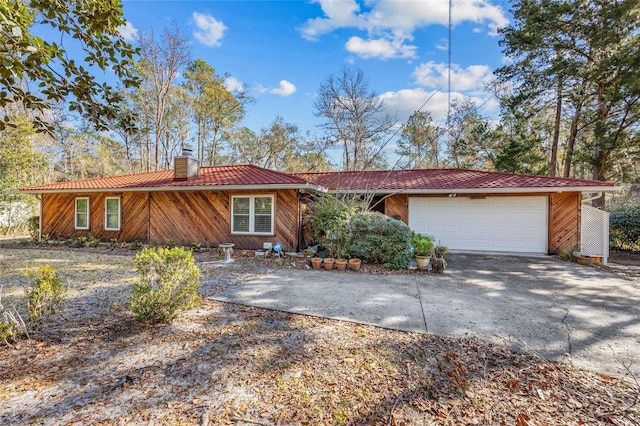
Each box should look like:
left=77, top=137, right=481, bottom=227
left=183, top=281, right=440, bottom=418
left=41, top=189, right=299, bottom=250
left=548, top=192, right=581, bottom=254
left=384, top=194, right=408, bottom=223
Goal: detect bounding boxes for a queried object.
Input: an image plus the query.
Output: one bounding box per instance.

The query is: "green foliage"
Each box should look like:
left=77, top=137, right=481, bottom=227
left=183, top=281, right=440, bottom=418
left=27, top=216, right=39, bottom=243
left=609, top=204, right=640, bottom=251
left=306, top=195, right=359, bottom=259
left=411, top=233, right=434, bottom=257
left=23, top=266, right=66, bottom=323
left=348, top=212, right=413, bottom=269
left=0, top=1, right=139, bottom=134
left=129, top=246, right=201, bottom=324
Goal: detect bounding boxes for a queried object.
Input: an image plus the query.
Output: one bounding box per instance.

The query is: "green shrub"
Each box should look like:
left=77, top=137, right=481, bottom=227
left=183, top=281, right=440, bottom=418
left=609, top=204, right=640, bottom=251
left=306, top=195, right=359, bottom=258
left=23, top=266, right=66, bottom=323
left=348, top=212, right=413, bottom=269
left=129, top=246, right=201, bottom=324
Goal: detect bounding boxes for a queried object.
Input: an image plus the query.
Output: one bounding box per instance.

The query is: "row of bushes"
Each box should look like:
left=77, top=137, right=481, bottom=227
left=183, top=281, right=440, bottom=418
left=609, top=204, right=640, bottom=251
left=306, top=195, right=413, bottom=269
left=1, top=247, right=202, bottom=346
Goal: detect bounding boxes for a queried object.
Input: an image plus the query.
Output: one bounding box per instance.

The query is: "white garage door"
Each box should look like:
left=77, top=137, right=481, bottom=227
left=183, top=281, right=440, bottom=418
left=408, top=196, right=548, bottom=253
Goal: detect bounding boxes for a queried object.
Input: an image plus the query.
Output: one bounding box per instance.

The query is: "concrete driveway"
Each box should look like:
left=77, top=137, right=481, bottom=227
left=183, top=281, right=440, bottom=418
left=212, top=253, right=640, bottom=378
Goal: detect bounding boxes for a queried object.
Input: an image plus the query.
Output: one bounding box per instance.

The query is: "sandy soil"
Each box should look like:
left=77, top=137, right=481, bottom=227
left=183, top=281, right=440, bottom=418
left=0, top=246, right=638, bottom=425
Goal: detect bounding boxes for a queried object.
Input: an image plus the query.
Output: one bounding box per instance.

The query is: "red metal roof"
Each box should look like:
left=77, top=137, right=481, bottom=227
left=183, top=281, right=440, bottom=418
left=293, top=169, right=617, bottom=193
left=20, top=164, right=311, bottom=193
left=20, top=165, right=617, bottom=194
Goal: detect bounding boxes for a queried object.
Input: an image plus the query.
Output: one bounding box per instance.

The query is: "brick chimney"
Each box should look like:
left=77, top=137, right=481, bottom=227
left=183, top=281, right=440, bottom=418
left=173, top=147, right=200, bottom=181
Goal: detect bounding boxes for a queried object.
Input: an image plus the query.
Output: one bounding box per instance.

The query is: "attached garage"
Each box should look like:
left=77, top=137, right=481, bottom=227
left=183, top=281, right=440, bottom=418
left=408, top=196, right=548, bottom=253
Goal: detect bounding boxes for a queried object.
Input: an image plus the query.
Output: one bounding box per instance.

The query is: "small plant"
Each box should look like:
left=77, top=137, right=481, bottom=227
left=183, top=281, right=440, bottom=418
left=129, top=246, right=201, bottom=324
left=411, top=233, right=434, bottom=257
left=558, top=248, right=576, bottom=262
left=433, top=245, right=448, bottom=259
left=190, top=242, right=201, bottom=252
left=88, top=236, right=101, bottom=248
left=71, top=236, right=88, bottom=248
left=129, top=241, right=143, bottom=250
left=23, top=266, right=66, bottom=324
left=165, top=239, right=176, bottom=249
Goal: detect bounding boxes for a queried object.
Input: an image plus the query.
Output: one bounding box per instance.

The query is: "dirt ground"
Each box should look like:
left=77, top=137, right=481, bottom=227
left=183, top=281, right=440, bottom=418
left=1, top=245, right=639, bottom=425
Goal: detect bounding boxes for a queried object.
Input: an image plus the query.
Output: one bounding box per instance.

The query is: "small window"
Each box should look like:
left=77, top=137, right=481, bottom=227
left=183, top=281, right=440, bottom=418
left=231, top=195, right=274, bottom=235
left=105, top=197, right=121, bottom=231
left=75, top=197, right=89, bottom=230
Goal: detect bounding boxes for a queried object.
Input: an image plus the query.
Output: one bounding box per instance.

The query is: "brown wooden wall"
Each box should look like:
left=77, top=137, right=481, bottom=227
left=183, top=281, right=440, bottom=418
left=41, top=192, right=149, bottom=242
left=548, top=191, right=581, bottom=254
left=384, top=194, right=408, bottom=223
left=41, top=189, right=300, bottom=251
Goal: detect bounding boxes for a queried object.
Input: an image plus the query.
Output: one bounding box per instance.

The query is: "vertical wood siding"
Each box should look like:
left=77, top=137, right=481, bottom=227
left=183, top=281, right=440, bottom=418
left=548, top=192, right=580, bottom=253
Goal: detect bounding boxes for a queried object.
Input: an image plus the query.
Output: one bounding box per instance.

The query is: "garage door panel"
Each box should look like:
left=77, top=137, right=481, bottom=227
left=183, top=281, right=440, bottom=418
left=408, top=196, right=548, bottom=253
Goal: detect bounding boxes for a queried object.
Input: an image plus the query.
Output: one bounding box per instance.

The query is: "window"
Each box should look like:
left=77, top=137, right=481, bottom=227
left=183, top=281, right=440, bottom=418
left=105, top=197, right=121, bottom=231
left=231, top=195, right=274, bottom=234
left=75, top=197, right=89, bottom=230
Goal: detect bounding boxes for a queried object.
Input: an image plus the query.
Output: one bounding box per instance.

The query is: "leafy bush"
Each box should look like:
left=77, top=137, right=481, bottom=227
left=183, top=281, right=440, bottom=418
left=129, top=246, right=201, bottom=324
left=609, top=204, right=640, bottom=251
left=348, top=212, right=413, bottom=269
left=23, top=266, right=66, bottom=323
left=306, top=195, right=359, bottom=258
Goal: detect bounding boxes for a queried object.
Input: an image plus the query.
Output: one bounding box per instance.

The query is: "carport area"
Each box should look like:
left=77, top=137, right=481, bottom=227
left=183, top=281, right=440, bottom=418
left=213, top=253, right=640, bottom=379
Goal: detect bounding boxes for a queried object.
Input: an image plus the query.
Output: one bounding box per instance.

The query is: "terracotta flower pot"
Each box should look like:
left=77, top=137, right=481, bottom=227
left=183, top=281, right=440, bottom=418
left=323, top=257, right=335, bottom=270
left=311, top=257, right=323, bottom=270
left=335, top=258, right=348, bottom=271
left=576, top=255, right=593, bottom=266
left=348, top=258, right=361, bottom=272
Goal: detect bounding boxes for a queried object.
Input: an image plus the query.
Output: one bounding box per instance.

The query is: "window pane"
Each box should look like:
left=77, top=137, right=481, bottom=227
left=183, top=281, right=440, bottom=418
left=233, top=215, right=250, bottom=232
left=106, top=198, right=119, bottom=214
left=106, top=214, right=119, bottom=229
left=254, top=215, right=271, bottom=233
left=233, top=197, right=250, bottom=214
left=76, top=214, right=88, bottom=229
left=76, top=198, right=87, bottom=212
left=254, top=197, right=272, bottom=214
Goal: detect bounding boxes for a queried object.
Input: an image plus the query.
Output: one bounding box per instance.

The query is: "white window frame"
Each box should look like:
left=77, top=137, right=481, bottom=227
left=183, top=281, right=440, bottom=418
left=231, top=195, right=275, bottom=235
left=104, top=197, right=121, bottom=231
left=75, top=197, right=90, bottom=230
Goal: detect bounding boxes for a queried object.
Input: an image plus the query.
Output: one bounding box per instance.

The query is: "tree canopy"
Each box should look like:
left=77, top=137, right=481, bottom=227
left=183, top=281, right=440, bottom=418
left=0, top=0, right=139, bottom=133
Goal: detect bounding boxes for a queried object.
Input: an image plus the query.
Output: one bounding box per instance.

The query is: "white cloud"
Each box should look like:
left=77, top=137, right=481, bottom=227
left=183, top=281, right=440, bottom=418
left=413, top=61, right=494, bottom=92
left=345, top=35, right=417, bottom=60
left=300, top=0, right=509, bottom=55
left=224, top=76, right=245, bottom=93
left=117, top=21, right=138, bottom=41
left=270, top=80, right=297, bottom=97
left=192, top=11, right=227, bottom=47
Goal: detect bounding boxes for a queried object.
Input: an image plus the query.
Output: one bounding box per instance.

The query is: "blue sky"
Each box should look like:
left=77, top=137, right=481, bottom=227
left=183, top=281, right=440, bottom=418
left=117, top=0, right=510, bottom=158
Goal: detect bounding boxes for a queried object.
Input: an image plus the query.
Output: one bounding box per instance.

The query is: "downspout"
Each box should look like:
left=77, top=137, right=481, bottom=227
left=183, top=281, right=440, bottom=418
left=38, top=194, right=42, bottom=243
left=582, top=192, right=603, bottom=204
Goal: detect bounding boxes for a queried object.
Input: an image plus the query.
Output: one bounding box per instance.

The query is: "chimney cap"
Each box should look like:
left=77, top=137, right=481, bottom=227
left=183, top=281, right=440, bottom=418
left=181, top=145, right=194, bottom=157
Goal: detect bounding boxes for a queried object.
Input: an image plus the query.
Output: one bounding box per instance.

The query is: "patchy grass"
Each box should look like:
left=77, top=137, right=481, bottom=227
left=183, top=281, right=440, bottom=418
left=0, top=247, right=638, bottom=425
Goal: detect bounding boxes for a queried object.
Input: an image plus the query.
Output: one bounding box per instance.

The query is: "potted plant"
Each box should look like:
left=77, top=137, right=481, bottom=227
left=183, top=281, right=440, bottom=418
left=431, top=245, right=448, bottom=273
left=348, top=258, right=362, bottom=271
left=311, top=256, right=323, bottom=270
left=323, top=257, right=335, bottom=270
left=411, top=233, right=434, bottom=271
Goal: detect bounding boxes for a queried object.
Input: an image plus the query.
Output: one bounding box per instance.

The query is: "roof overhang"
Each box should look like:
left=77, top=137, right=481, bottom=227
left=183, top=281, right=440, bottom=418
left=327, top=186, right=621, bottom=195
left=20, top=183, right=321, bottom=194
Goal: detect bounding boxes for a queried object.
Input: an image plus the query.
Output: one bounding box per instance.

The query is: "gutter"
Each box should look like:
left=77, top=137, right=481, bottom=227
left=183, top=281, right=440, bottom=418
left=328, top=186, right=622, bottom=195
left=19, top=183, right=322, bottom=195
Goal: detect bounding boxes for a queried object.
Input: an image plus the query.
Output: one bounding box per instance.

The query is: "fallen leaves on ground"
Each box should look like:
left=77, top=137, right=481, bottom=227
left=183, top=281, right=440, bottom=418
left=0, top=247, right=638, bottom=425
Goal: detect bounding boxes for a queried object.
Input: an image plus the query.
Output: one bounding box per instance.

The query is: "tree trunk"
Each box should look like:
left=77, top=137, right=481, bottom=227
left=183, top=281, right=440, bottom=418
left=550, top=76, right=563, bottom=177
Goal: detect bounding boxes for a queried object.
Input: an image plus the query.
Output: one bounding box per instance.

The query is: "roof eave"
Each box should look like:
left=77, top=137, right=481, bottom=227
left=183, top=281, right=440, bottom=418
left=327, top=186, right=621, bottom=195
left=20, top=183, right=319, bottom=194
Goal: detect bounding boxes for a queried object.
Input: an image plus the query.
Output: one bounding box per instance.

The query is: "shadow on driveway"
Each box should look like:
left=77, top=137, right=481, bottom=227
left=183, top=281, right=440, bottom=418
left=213, top=253, right=640, bottom=378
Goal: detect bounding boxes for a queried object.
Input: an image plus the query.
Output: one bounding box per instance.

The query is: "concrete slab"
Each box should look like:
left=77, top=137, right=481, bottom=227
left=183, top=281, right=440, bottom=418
left=212, top=253, right=640, bottom=378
